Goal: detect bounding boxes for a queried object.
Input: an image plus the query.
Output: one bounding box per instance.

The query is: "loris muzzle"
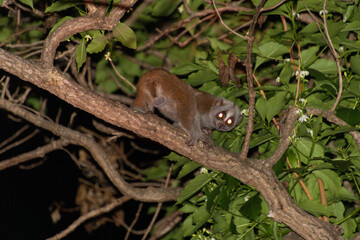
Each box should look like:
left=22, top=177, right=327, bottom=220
left=132, top=68, right=242, bottom=146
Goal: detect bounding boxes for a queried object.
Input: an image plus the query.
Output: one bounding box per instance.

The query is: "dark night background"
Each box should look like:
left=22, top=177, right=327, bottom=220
left=0, top=90, right=168, bottom=240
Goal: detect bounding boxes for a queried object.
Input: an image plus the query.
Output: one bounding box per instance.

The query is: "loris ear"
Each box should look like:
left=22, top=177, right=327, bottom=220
left=214, top=98, right=224, bottom=107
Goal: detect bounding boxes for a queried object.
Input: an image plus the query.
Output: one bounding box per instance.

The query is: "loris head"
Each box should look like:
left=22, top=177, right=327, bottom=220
left=211, top=98, right=242, bottom=132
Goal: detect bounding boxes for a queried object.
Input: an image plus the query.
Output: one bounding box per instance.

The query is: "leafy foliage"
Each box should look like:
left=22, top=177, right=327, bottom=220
left=2, top=0, right=360, bottom=239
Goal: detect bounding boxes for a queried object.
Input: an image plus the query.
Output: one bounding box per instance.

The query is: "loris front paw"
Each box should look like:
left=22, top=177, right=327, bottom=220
left=185, top=135, right=213, bottom=147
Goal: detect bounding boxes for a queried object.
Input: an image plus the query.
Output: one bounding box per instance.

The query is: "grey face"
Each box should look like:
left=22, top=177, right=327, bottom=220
left=211, top=98, right=242, bottom=132
left=214, top=110, right=238, bottom=131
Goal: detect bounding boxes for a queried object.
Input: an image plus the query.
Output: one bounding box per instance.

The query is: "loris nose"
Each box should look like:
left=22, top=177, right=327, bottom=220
left=217, top=122, right=225, bottom=130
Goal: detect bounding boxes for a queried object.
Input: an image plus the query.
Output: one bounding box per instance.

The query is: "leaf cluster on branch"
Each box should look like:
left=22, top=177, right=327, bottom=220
left=1, top=0, right=360, bottom=239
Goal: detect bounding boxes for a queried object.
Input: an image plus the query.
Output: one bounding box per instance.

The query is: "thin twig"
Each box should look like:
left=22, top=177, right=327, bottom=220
left=321, top=0, right=342, bottom=111
left=211, top=0, right=248, bottom=40
left=261, top=0, right=287, bottom=12
left=125, top=203, right=144, bottom=240
left=142, top=164, right=174, bottom=240
left=0, top=129, right=39, bottom=155
left=46, top=196, right=131, bottom=240
left=107, top=56, right=136, bottom=90
left=239, top=0, right=267, bottom=158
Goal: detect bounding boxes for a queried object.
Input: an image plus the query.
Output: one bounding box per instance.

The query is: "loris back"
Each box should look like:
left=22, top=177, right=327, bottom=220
left=132, top=68, right=241, bottom=145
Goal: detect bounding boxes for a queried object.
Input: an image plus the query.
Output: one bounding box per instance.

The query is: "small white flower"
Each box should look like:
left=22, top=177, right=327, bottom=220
left=200, top=167, right=208, bottom=174
left=339, top=46, right=344, bottom=52
left=244, top=196, right=250, bottom=201
left=276, top=76, right=280, bottom=82
left=85, top=35, right=92, bottom=41
left=298, top=114, right=309, bottom=123
left=308, top=129, right=313, bottom=137
left=178, top=5, right=184, bottom=13
left=241, top=109, right=249, bottom=116
left=319, top=10, right=328, bottom=16
left=284, top=58, right=291, bottom=62
left=105, top=52, right=111, bottom=61
left=295, top=109, right=303, bottom=115
left=299, top=98, right=306, bottom=103
left=296, top=70, right=309, bottom=78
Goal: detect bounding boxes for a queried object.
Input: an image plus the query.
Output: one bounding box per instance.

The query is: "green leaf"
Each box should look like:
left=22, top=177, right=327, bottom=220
left=341, top=20, right=360, bottom=32
left=170, top=63, right=204, bottom=75
left=142, top=160, right=169, bottom=180
left=177, top=172, right=216, bottom=204
left=49, top=16, right=73, bottom=35
left=312, top=169, right=341, bottom=197
left=255, top=42, right=289, bottom=69
left=309, top=59, right=338, bottom=75
left=177, top=161, right=200, bottom=179
left=26, top=97, right=41, bottom=111
left=350, top=55, right=360, bottom=75
left=208, top=37, right=231, bottom=51
left=87, top=33, right=107, bottom=54
left=206, top=185, right=222, bottom=213
left=335, top=108, right=360, bottom=127
left=45, top=1, right=79, bottom=13
left=76, top=40, right=87, bottom=70
left=113, top=23, right=137, bottom=49
left=295, top=138, right=324, bottom=164
left=301, top=46, right=319, bottom=67
left=298, top=199, right=334, bottom=217
left=181, top=206, right=210, bottom=236
left=321, top=125, right=359, bottom=138
left=187, top=70, right=218, bottom=86
left=343, top=5, right=355, bottom=23
left=152, top=0, right=181, bottom=17
left=258, top=42, right=289, bottom=58
left=240, top=194, right=262, bottom=220
left=19, top=0, right=34, bottom=9
left=312, top=115, right=322, bottom=140
left=339, top=187, right=357, bottom=202
left=266, top=92, right=287, bottom=121
left=278, top=62, right=293, bottom=85
left=255, top=97, right=267, bottom=121
left=255, top=92, right=287, bottom=122
left=250, top=134, right=276, bottom=149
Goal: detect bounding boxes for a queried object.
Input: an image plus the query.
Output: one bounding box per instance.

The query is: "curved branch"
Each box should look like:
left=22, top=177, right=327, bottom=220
left=264, top=107, right=299, bottom=167
left=41, top=0, right=138, bottom=66
left=0, top=97, right=180, bottom=202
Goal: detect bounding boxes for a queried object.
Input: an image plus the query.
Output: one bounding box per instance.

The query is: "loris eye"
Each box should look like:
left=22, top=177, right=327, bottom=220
left=226, top=118, right=233, bottom=125
left=217, top=112, right=226, bottom=119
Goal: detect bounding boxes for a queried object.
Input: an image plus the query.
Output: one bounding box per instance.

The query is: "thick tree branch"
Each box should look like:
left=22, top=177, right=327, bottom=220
left=0, top=48, right=343, bottom=240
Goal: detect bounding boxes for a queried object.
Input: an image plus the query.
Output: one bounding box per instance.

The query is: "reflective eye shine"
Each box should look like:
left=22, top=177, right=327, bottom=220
left=226, top=118, right=233, bottom=125
left=217, top=112, right=224, bottom=119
